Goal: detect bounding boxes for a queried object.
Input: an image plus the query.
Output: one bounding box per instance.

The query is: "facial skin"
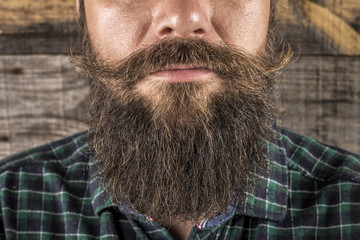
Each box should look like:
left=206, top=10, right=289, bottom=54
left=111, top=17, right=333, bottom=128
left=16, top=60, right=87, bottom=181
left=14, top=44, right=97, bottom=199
left=73, top=0, right=291, bottom=233
left=80, top=0, right=270, bottom=66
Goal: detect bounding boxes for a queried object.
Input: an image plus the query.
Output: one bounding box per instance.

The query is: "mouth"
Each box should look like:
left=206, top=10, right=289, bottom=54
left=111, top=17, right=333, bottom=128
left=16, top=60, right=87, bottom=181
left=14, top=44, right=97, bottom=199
left=150, top=65, right=213, bottom=83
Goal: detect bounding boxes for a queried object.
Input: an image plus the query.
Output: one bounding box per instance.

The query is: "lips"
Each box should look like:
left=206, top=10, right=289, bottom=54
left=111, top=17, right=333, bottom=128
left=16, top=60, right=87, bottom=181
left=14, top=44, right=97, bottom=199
left=150, top=65, right=212, bottom=82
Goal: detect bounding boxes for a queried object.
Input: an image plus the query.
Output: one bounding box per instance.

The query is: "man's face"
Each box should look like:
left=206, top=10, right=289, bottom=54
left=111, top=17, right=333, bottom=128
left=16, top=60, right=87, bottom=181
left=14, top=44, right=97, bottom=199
left=81, top=0, right=270, bottom=65
left=73, top=0, right=290, bottom=226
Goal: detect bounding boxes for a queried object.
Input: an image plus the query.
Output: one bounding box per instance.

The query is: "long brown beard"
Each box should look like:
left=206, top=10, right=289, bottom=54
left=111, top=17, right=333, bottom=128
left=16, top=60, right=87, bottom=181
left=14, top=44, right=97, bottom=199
left=70, top=7, right=292, bottom=225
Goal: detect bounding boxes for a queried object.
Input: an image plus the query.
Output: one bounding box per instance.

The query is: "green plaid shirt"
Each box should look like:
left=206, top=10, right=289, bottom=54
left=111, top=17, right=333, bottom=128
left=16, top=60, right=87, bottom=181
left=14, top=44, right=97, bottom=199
left=0, top=128, right=359, bottom=239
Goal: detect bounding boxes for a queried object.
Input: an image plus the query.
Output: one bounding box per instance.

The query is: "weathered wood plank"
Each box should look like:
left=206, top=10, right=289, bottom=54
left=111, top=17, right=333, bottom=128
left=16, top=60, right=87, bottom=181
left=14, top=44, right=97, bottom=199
left=0, top=0, right=359, bottom=55
left=0, top=0, right=78, bottom=54
left=0, top=55, right=359, bottom=158
left=278, top=55, right=360, bottom=152
left=0, top=0, right=77, bottom=33
left=278, top=0, right=360, bottom=27
left=0, top=55, right=89, bottom=158
left=286, top=0, right=360, bottom=55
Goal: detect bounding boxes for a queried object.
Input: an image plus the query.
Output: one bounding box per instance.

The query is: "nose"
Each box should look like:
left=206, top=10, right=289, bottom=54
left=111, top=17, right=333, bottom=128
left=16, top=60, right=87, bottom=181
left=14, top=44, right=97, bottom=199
left=153, top=0, right=212, bottom=39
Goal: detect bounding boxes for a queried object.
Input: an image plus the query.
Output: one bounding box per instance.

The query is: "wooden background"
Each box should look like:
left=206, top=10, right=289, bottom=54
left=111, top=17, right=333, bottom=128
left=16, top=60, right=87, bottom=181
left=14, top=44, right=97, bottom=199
left=0, top=0, right=359, bottom=158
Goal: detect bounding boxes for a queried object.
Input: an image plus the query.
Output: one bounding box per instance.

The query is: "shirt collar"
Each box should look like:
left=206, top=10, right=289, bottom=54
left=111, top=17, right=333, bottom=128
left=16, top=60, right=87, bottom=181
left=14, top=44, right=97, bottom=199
left=237, top=133, right=289, bottom=222
left=89, top=130, right=289, bottom=223
left=89, top=158, right=114, bottom=216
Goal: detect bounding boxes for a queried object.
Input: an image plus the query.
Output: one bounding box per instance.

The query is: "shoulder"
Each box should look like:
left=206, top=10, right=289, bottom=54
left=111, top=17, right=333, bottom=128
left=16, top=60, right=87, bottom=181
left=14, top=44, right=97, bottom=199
left=0, top=131, right=91, bottom=177
left=279, top=128, right=360, bottom=182
left=0, top=132, right=93, bottom=237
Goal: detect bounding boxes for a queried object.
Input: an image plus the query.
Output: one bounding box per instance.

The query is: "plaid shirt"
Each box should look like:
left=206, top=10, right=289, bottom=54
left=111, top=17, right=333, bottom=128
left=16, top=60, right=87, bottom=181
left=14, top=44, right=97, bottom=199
left=0, top=128, right=359, bottom=240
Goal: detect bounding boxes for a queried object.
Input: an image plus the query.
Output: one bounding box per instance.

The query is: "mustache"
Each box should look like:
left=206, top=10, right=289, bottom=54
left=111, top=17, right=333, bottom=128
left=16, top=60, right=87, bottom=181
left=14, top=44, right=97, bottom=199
left=70, top=38, right=285, bottom=88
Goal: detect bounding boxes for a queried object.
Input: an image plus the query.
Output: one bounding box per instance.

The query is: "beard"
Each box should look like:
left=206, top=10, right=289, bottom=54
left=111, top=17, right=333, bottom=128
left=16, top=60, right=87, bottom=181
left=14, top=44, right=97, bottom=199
left=70, top=15, right=292, bottom=225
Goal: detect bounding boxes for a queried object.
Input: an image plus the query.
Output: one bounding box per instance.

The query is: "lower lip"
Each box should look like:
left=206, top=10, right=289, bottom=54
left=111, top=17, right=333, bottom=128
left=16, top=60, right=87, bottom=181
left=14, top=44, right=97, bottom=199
left=150, top=68, right=212, bottom=82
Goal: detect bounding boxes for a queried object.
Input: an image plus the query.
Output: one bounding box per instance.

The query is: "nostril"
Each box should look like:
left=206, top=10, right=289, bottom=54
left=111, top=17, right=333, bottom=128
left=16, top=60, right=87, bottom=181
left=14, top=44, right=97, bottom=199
left=160, top=27, right=173, bottom=36
left=194, top=29, right=205, bottom=34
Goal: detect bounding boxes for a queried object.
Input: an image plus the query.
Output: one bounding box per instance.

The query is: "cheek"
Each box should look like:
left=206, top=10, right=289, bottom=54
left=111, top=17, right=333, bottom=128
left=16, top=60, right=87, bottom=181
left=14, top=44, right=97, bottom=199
left=212, top=0, right=270, bottom=54
left=85, top=4, right=151, bottom=62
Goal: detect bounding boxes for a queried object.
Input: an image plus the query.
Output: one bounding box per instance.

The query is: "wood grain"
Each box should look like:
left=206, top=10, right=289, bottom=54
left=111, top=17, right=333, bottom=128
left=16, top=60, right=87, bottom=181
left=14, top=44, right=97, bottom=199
left=0, top=55, right=88, bottom=158
left=0, top=55, right=359, bottom=158
left=0, top=0, right=359, bottom=55
left=0, top=0, right=77, bottom=34
left=0, top=0, right=78, bottom=54
left=277, top=0, right=360, bottom=55
left=278, top=55, right=360, bottom=152
left=293, top=0, right=360, bottom=54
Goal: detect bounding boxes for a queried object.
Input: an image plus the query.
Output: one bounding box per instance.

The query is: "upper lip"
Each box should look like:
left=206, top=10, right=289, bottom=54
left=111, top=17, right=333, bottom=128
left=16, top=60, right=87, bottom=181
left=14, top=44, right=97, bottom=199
left=151, top=65, right=210, bottom=74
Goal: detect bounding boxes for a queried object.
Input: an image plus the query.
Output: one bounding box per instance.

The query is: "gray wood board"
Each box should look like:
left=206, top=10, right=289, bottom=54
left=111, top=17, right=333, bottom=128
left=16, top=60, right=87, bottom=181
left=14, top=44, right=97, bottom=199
left=0, top=54, right=359, bottom=158
left=0, top=55, right=89, bottom=158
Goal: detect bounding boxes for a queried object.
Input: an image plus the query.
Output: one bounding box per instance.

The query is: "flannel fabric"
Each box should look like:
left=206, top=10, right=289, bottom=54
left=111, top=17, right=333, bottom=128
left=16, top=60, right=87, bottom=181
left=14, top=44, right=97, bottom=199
left=0, top=128, right=359, bottom=240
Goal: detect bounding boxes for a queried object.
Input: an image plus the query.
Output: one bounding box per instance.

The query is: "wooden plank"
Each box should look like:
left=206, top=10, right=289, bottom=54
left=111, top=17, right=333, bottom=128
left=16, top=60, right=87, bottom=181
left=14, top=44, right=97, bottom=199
left=0, top=32, right=80, bottom=55
left=0, top=0, right=78, bottom=54
left=278, top=0, right=360, bottom=55
left=0, top=55, right=359, bottom=158
left=0, top=0, right=77, bottom=33
left=0, top=55, right=89, bottom=158
left=278, top=55, right=360, bottom=153
left=0, top=0, right=359, bottom=55
left=277, top=0, right=360, bottom=26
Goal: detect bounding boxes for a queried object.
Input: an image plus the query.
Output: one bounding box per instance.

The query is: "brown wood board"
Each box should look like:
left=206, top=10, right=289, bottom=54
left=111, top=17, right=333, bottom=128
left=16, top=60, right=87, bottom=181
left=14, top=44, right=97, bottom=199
left=0, top=0, right=359, bottom=55
left=0, top=54, right=359, bottom=158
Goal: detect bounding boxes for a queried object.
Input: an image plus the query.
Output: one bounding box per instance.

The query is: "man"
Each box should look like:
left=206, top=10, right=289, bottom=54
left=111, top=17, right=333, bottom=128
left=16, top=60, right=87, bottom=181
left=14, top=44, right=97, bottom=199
left=0, top=0, right=359, bottom=239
